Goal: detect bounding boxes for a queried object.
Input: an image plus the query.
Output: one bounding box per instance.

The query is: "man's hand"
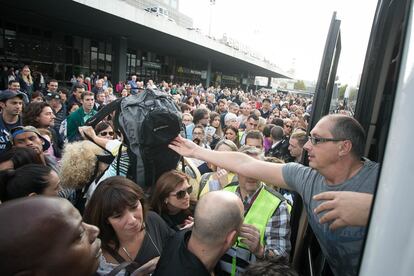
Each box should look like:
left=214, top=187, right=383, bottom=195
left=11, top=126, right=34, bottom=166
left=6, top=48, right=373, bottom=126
left=313, top=191, right=373, bottom=230
left=239, top=224, right=264, bottom=258
left=131, top=256, right=160, bottom=276
left=169, top=135, right=199, bottom=158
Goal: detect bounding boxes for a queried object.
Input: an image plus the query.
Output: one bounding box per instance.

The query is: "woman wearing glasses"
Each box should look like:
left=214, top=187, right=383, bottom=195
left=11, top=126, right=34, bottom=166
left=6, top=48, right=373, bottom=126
left=94, top=121, right=116, bottom=140
left=84, top=176, right=174, bottom=276
left=150, top=170, right=195, bottom=231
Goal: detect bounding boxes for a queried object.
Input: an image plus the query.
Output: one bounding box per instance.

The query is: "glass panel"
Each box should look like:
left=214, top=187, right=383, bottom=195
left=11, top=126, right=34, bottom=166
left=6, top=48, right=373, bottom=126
left=98, top=53, right=105, bottom=70
left=91, top=51, right=98, bottom=70
left=41, top=40, right=52, bottom=62
left=73, top=36, right=82, bottom=49
left=82, top=49, right=90, bottom=67
left=31, top=38, right=41, bottom=60
left=54, top=63, right=64, bottom=81
left=73, top=48, right=81, bottom=65
left=55, top=42, right=65, bottom=63
left=106, top=54, right=111, bottom=62
left=65, top=48, right=73, bottom=63
left=5, top=36, right=17, bottom=57
left=99, top=42, right=105, bottom=52
left=106, top=43, right=111, bottom=53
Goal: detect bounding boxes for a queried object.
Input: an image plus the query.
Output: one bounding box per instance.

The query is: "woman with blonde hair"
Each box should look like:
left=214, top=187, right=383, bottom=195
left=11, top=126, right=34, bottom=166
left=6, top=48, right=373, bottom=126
left=18, top=65, right=34, bottom=97
left=59, top=140, right=112, bottom=213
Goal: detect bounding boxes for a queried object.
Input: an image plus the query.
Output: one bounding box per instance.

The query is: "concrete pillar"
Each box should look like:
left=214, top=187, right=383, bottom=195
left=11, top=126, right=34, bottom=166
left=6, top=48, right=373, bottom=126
left=112, top=36, right=127, bottom=83
left=206, top=59, right=212, bottom=88
left=267, top=77, right=272, bottom=88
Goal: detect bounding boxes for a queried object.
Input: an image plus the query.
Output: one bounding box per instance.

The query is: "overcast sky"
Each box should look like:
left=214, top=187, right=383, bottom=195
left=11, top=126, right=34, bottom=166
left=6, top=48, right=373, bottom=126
left=179, top=0, right=378, bottom=85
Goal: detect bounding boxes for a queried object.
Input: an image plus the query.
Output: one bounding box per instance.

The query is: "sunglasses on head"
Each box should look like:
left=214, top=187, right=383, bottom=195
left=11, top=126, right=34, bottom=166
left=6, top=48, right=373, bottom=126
left=99, top=131, right=114, bottom=136
left=172, top=186, right=193, bottom=199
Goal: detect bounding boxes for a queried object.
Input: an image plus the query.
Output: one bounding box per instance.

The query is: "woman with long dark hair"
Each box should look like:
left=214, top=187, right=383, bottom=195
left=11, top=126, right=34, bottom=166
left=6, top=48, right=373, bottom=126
left=150, top=170, right=194, bottom=231
left=84, top=176, right=174, bottom=276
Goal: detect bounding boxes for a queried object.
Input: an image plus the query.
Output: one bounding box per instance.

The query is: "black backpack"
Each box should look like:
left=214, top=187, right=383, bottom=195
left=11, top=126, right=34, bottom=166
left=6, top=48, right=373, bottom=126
left=86, top=88, right=183, bottom=191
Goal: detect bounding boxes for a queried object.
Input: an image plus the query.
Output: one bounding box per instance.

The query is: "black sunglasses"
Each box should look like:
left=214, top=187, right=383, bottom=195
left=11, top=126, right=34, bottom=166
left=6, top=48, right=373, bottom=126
left=99, top=131, right=114, bottom=136
left=172, top=186, right=193, bottom=199
left=308, top=136, right=346, bottom=145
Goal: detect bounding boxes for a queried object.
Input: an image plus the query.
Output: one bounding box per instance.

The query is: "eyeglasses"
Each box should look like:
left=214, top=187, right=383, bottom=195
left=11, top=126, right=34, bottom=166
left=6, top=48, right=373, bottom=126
left=171, top=186, right=193, bottom=199
left=308, top=136, right=346, bottom=145
left=193, top=132, right=203, bottom=135
left=99, top=131, right=114, bottom=136
left=285, top=124, right=292, bottom=128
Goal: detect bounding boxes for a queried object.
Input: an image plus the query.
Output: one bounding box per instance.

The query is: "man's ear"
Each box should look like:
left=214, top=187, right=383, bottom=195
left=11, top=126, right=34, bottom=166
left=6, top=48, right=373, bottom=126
left=224, top=229, right=238, bottom=250
left=339, top=140, right=353, bottom=156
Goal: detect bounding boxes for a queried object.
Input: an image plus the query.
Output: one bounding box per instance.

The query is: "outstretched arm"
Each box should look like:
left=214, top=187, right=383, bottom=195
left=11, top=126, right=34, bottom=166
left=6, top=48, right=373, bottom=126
left=169, top=136, right=289, bottom=189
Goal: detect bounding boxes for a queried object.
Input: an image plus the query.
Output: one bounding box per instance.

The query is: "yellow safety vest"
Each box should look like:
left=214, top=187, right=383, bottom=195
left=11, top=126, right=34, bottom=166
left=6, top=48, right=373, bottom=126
left=224, top=184, right=282, bottom=248
left=222, top=183, right=288, bottom=275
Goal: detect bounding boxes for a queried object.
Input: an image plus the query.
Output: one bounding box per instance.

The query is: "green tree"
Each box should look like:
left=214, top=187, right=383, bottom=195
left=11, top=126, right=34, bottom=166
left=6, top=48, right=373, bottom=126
left=338, top=84, right=348, bottom=100
left=294, top=80, right=306, bottom=90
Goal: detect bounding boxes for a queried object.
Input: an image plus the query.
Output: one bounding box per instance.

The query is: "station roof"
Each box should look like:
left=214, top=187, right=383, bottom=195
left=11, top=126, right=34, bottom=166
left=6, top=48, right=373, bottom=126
left=1, top=0, right=292, bottom=79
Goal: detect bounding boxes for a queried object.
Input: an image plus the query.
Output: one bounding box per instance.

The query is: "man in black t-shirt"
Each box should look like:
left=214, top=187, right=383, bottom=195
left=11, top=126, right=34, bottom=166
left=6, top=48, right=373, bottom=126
left=154, top=191, right=244, bottom=276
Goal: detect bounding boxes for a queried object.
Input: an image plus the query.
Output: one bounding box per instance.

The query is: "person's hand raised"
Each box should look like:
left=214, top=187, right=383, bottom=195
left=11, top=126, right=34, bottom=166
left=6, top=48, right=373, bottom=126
left=78, top=126, right=96, bottom=140
left=169, top=135, right=199, bottom=158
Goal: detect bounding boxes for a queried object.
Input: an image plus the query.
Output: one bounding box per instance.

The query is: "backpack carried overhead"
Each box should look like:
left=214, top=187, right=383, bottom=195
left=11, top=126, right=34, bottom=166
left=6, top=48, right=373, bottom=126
left=86, top=88, right=183, bottom=191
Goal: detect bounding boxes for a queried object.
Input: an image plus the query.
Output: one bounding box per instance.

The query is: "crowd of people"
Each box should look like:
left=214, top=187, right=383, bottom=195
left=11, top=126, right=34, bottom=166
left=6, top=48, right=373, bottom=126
left=0, top=65, right=376, bottom=276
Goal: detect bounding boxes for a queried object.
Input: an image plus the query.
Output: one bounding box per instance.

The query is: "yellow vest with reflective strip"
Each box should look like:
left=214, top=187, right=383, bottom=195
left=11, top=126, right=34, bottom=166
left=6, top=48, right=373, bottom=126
left=224, top=184, right=282, bottom=248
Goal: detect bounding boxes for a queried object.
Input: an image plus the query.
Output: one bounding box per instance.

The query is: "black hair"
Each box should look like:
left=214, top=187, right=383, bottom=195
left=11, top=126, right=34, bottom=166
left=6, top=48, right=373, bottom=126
left=247, top=114, right=259, bottom=121
left=0, top=164, right=52, bottom=201
left=263, top=124, right=276, bottom=138
left=271, top=118, right=284, bottom=127
left=0, top=147, right=43, bottom=169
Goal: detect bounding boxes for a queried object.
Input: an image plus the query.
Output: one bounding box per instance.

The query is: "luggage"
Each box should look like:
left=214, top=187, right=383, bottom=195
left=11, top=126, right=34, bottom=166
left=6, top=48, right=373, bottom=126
left=86, top=88, right=183, bottom=191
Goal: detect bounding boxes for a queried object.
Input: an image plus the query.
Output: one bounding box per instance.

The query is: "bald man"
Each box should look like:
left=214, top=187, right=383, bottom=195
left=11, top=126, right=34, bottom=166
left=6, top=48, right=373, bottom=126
left=153, top=191, right=244, bottom=276
left=169, top=114, right=379, bottom=276
left=0, top=197, right=101, bottom=276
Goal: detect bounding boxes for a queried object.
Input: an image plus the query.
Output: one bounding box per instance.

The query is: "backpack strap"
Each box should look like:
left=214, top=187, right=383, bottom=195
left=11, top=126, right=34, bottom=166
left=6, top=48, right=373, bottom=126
left=85, top=98, right=123, bottom=128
